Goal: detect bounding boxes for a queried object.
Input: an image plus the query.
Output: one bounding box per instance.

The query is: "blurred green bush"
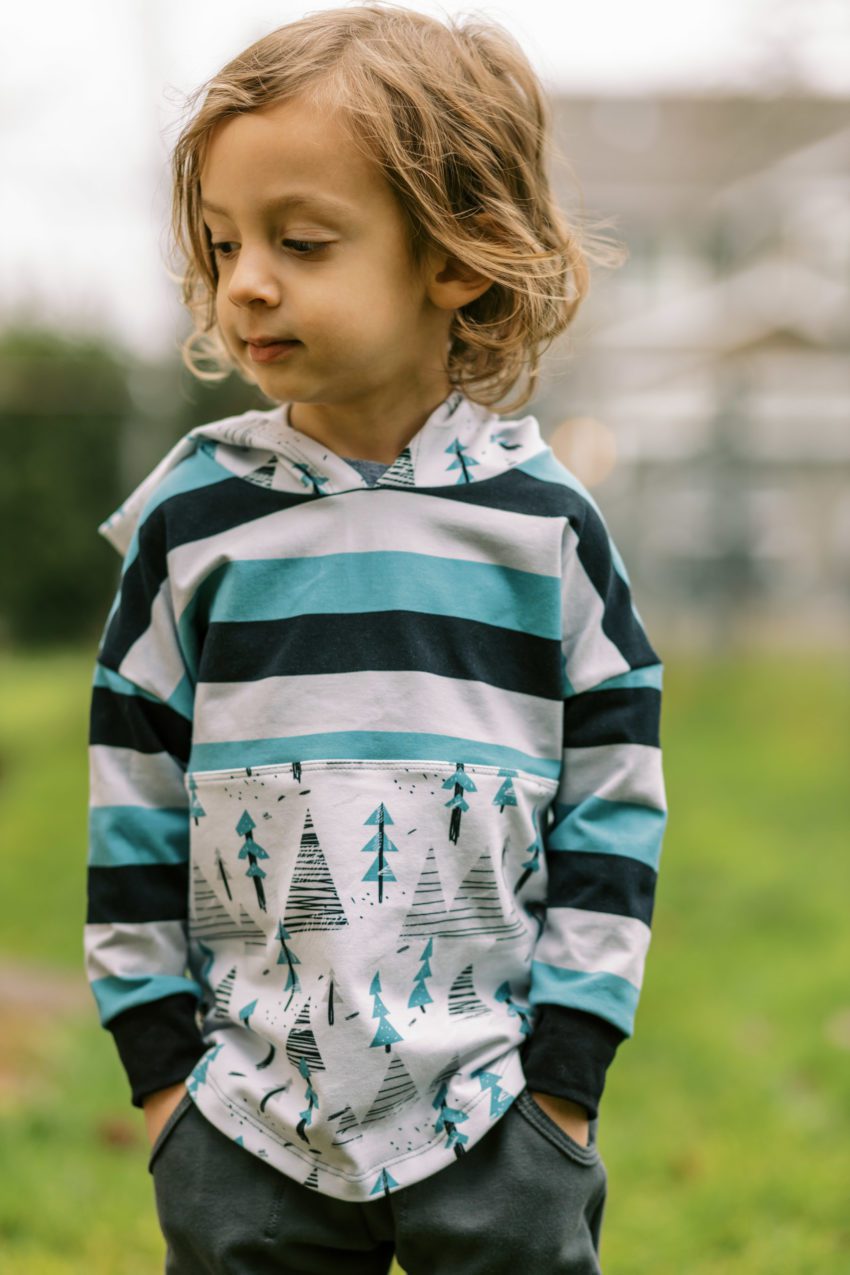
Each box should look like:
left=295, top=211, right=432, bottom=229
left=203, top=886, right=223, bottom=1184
left=0, top=324, right=267, bottom=648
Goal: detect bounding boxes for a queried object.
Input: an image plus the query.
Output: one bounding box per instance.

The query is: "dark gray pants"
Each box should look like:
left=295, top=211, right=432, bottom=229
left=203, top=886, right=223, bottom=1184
left=148, top=1088, right=607, bottom=1273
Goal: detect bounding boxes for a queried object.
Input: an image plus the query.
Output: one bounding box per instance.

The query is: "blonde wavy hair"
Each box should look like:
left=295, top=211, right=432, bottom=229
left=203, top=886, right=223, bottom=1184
left=168, top=2, right=626, bottom=413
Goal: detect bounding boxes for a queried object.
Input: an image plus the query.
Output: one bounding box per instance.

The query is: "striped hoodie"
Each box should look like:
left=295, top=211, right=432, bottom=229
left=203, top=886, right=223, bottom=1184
left=85, top=388, right=667, bottom=1201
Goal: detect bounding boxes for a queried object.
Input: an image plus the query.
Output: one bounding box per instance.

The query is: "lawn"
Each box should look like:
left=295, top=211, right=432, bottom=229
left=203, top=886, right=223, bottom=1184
left=0, top=642, right=848, bottom=1272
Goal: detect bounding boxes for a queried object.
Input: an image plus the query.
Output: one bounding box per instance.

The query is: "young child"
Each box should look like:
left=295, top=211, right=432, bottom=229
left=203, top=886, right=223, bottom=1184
left=85, top=5, right=667, bottom=1271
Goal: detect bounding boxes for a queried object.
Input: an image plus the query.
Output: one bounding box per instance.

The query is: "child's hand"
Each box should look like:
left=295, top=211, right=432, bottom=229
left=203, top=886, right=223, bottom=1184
left=528, top=1091, right=590, bottom=1147
left=142, top=1081, right=189, bottom=1149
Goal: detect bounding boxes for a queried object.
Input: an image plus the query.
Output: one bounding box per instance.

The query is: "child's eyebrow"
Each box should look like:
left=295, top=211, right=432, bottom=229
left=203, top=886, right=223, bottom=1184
left=200, top=192, right=354, bottom=220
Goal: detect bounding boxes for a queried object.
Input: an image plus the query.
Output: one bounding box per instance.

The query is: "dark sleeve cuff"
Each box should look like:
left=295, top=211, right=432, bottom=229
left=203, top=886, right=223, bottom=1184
left=107, top=992, right=208, bottom=1108
left=520, top=1004, right=627, bottom=1121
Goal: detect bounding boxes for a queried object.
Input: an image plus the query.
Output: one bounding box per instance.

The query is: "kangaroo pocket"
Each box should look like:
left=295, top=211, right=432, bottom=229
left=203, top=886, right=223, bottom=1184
left=183, top=758, right=557, bottom=1170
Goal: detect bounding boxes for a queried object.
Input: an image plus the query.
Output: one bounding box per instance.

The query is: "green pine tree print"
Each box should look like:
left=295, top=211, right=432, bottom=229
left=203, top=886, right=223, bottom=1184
left=432, top=1079, right=470, bottom=1157
left=370, top=1167, right=399, bottom=1197
left=187, top=1042, right=223, bottom=1097
left=238, top=998, right=258, bottom=1030
left=236, top=810, right=269, bottom=911
left=494, top=980, right=533, bottom=1036
left=361, top=803, right=400, bottom=903
left=473, top=1066, right=514, bottom=1118
left=443, top=763, right=477, bottom=843
left=275, top=919, right=301, bottom=1009
left=407, top=937, right=434, bottom=1013
left=292, top=461, right=329, bottom=494
left=493, top=768, right=518, bottom=812
left=295, top=1055, right=319, bottom=1143
left=187, top=773, right=206, bottom=825
left=514, top=835, right=542, bottom=893
left=369, top=970, right=404, bottom=1052
left=444, top=437, right=479, bottom=483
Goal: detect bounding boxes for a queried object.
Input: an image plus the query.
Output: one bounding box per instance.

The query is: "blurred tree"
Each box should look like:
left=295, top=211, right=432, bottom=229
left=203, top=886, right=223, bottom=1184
left=0, top=323, right=268, bottom=648
left=0, top=327, right=129, bottom=647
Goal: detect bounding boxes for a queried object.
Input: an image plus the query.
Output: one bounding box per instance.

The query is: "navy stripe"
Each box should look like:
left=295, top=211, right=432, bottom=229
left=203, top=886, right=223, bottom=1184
left=564, top=685, right=661, bottom=748
left=156, top=465, right=576, bottom=555
left=157, top=463, right=321, bottom=551
left=200, top=611, right=563, bottom=699
left=98, top=506, right=170, bottom=670
left=545, top=848, right=657, bottom=927
left=100, top=477, right=322, bottom=669
left=87, top=862, right=189, bottom=924
left=575, top=504, right=659, bottom=669
left=89, top=684, right=191, bottom=765
left=116, top=463, right=584, bottom=575
left=97, top=460, right=625, bottom=670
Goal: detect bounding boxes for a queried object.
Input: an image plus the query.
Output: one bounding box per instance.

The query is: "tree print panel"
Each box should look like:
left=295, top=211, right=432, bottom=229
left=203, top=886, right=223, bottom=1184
left=180, top=759, right=558, bottom=1195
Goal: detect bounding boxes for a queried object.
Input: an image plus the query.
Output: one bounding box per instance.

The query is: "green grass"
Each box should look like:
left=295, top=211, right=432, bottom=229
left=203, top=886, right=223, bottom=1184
left=0, top=643, right=848, bottom=1272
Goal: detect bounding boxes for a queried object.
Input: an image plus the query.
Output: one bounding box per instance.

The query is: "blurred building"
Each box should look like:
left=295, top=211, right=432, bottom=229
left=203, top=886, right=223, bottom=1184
left=531, top=94, right=850, bottom=650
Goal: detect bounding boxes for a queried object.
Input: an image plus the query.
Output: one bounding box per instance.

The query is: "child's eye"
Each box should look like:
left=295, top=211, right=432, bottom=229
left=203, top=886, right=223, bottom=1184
left=209, top=239, right=326, bottom=259
left=283, top=239, right=326, bottom=255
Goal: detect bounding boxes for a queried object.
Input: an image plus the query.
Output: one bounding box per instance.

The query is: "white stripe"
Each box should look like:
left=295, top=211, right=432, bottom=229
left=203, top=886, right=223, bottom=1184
left=84, top=920, right=190, bottom=983
left=121, top=582, right=187, bottom=702
left=561, top=520, right=630, bottom=693
left=534, top=906, right=651, bottom=988
left=194, top=670, right=559, bottom=761
left=89, top=744, right=187, bottom=809
left=559, top=743, right=666, bottom=810
left=167, top=489, right=562, bottom=623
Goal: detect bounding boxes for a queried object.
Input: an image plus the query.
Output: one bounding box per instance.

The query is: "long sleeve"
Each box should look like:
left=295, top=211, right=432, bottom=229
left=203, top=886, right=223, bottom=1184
left=521, top=486, right=668, bottom=1120
left=85, top=496, right=207, bottom=1108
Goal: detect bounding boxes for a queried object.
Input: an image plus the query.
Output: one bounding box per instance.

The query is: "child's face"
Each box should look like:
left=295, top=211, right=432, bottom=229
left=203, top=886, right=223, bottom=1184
left=199, top=93, right=453, bottom=412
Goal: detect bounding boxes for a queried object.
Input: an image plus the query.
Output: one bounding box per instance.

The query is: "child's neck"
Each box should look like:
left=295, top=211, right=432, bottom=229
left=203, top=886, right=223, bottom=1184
left=286, top=380, right=453, bottom=463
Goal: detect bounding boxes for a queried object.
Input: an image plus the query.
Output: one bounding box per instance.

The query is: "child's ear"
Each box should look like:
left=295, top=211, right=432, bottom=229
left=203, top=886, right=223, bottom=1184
left=427, top=253, right=494, bottom=310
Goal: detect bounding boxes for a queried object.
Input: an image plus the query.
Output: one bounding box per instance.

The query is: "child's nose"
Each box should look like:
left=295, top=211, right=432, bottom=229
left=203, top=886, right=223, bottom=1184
left=226, top=248, right=282, bottom=307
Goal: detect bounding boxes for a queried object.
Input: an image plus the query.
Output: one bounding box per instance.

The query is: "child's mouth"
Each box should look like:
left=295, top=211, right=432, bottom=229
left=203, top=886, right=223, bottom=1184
left=248, top=340, right=301, bottom=363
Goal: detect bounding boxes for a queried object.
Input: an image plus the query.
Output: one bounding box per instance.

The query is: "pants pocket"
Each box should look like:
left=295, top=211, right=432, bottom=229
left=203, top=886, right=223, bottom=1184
left=147, top=1089, right=194, bottom=1174
left=514, top=1088, right=603, bottom=1167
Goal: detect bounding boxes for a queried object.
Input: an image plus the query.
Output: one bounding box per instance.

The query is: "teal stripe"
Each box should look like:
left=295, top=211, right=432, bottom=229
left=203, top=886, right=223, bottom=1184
left=517, top=449, right=631, bottom=584
left=88, top=806, right=189, bottom=867
left=90, top=973, right=202, bottom=1026
left=566, top=663, right=663, bottom=696
left=93, top=663, right=195, bottom=720
left=547, top=796, right=666, bottom=870
left=564, top=661, right=664, bottom=699
left=94, top=662, right=162, bottom=703
left=181, top=552, right=561, bottom=641
left=168, top=674, right=195, bottom=720
left=121, top=446, right=229, bottom=571
left=189, top=730, right=561, bottom=782
left=528, top=962, right=639, bottom=1036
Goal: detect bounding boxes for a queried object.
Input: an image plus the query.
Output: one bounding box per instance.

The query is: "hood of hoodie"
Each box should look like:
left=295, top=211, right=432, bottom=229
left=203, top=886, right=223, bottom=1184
left=98, top=389, right=548, bottom=556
